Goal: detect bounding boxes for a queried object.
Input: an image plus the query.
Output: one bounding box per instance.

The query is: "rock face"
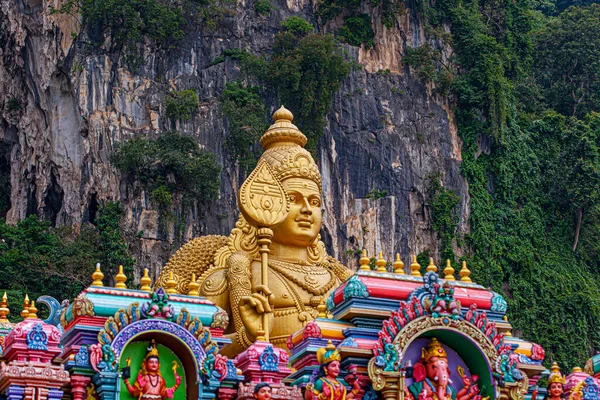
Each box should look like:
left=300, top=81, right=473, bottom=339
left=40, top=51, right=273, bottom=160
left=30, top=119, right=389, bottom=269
left=0, top=0, right=469, bottom=279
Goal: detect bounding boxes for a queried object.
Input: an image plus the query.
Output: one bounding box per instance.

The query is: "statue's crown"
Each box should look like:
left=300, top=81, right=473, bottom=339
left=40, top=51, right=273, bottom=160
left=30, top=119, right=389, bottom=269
left=260, top=106, right=307, bottom=149
left=421, top=338, right=447, bottom=362
left=548, top=362, right=566, bottom=385
left=316, top=340, right=341, bottom=365
left=144, top=339, right=160, bottom=361
left=258, top=106, right=321, bottom=190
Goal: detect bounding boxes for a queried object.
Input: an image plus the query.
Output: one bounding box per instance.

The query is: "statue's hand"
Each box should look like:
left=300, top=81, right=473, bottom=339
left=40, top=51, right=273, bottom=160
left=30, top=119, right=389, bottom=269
left=122, top=366, right=131, bottom=380
left=238, top=285, right=274, bottom=340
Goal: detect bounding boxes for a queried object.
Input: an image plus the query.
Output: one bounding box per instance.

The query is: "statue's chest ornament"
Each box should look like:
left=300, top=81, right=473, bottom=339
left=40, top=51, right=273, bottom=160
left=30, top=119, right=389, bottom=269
left=269, top=260, right=336, bottom=296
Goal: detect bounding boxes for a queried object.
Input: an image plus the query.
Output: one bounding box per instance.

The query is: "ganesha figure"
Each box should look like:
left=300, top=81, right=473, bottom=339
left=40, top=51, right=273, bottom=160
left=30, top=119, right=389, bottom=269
left=157, top=107, right=352, bottom=355
left=122, top=340, right=182, bottom=399
left=407, top=338, right=481, bottom=400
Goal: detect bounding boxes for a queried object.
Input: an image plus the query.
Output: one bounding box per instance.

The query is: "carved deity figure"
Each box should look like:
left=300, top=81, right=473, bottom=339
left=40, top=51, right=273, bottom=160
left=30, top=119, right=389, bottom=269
left=532, top=363, right=566, bottom=400
left=123, top=340, right=181, bottom=399
left=306, top=341, right=360, bottom=400
left=406, top=338, right=481, bottom=400
left=407, top=338, right=456, bottom=400
left=157, top=107, right=352, bottom=355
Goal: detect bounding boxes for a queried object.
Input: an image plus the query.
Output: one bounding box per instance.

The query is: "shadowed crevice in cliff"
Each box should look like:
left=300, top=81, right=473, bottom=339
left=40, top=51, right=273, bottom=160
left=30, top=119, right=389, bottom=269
left=0, top=140, right=11, bottom=218
left=43, top=168, right=64, bottom=226
left=85, top=192, right=99, bottom=224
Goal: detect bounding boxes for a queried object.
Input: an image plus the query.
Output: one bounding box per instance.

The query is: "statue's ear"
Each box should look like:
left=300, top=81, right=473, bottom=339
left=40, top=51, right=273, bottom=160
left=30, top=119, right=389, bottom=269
left=414, top=363, right=426, bottom=382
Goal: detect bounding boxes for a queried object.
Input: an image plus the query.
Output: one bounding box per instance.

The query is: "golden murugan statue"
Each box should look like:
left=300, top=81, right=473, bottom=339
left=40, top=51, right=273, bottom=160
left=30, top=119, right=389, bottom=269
left=157, top=106, right=352, bottom=356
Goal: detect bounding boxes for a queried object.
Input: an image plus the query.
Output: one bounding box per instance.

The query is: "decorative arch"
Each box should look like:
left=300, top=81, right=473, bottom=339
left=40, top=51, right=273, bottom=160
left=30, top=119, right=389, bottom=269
left=391, top=316, right=498, bottom=399
left=369, top=296, right=529, bottom=400
left=115, top=327, right=202, bottom=400
left=111, top=319, right=206, bottom=372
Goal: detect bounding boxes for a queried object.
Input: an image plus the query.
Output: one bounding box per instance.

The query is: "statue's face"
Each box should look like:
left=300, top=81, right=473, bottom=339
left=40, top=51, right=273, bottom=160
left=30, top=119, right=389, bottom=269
left=425, top=357, right=450, bottom=386
left=272, top=178, right=322, bottom=247
left=326, top=360, right=340, bottom=378
left=253, top=386, right=272, bottom=400
left=146, top=357, right=160, bottom=373
left=549, top=383, right=563, bottom=398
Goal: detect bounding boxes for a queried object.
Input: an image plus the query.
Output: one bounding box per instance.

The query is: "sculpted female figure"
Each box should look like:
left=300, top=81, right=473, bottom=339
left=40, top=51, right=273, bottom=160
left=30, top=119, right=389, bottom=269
left=532, top=363, right=565, bottom=400
left=306, top=341, right=360, bottom=400
left=157, top=107, right=352, bottom=355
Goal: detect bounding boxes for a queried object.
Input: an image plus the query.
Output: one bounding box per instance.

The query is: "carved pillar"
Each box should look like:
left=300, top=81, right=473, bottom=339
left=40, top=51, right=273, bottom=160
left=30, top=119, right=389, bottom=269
left=70, top=375, right=91, bottom=400
left=36, top=388, right=49, bottom=400
left=92, top=371, right=120, bottom=400
left=5, top=385, right=25, bottom=400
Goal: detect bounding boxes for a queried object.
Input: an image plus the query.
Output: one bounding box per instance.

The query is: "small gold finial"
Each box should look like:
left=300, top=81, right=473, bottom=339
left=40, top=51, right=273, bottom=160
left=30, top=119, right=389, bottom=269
left=188, top=273, right=200, bottom=296
left=272, top=105, right=294, bottom=122
left=359, top=249, right=371, bottom=271
left=317, top=298, right=327, bottom=318
left=91, top=263, right=104, bottom=286
left=426, top=258, right=437, bottom=273
left=20, top=294, right=30, bottom=319
left=115, top=265, right=127, bottom=289
left=165, top=271, right=178, bottom=294
left=140, top=268, right=152, bottom=292
left=572, top=366, right=583, bottom=373
left=459, top=261, right=472, bottom=282
left=28, top=300, right=38, bottom=319
left=393, top=254, right=405, bottom=274
left=503, top=316, right=512, bottom=336
left=443, top=260, right=455, bottom=280
left=0, top=292, right=9, bottom=322
left=410, top=255, right=421, bottom=276
left=376, top=251, right=387, bottom=273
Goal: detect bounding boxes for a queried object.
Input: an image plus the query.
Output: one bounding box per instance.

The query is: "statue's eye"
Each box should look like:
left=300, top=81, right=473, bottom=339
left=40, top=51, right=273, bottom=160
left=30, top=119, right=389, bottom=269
left=289, top=195, right=297, bottom=202
left=311, top=198, right=321, bottom=207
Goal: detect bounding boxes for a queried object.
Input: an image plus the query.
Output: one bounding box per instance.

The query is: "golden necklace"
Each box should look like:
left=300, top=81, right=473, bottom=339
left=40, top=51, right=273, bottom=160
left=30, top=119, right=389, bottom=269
left=269, top=260, right=336, bottom=296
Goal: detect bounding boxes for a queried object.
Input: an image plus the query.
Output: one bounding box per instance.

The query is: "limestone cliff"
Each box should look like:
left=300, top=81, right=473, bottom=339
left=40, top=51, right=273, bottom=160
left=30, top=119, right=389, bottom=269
left=0, top=0, right=469, bottom=279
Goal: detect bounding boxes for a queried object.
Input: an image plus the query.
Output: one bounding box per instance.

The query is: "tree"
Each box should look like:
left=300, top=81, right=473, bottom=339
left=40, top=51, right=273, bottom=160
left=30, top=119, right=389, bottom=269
left=533, top=4, right=600, bottom=118
left=559, top=114, right=600, bottom=251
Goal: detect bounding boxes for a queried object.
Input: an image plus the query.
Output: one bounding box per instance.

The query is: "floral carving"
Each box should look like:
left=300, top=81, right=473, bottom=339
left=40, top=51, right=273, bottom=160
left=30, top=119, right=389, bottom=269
left=302, top=321, right=322, bottom=340
left=26, top=323, right=48, bottom=351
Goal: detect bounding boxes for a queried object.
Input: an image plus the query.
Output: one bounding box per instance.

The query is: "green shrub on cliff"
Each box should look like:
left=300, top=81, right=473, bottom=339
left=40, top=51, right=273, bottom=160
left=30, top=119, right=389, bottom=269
left=110, top=132, right=221, bottom=207
left=220, top=81, right=268, bottom=175
left=280, top=16, right=314, bottom=36
left=266, top=30, right=350, bottom=151
left=220, top=17, right=350, bottom=156
left=166, top=89, right=200, bottom=121
left=338, top=14, right=375, bottom=47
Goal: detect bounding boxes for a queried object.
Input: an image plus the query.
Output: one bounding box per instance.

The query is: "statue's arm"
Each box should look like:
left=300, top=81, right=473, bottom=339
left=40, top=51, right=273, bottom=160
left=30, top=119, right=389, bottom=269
left=162, top=375, right=180, bottom=399
left=124, top=378, right=141, bottom=397
left=226, top=252, right=254, bottom=351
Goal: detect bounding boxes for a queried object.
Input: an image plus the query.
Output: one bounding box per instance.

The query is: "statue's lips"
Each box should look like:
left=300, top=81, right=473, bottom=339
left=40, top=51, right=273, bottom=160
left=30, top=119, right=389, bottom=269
left=296, top=219, right=312, bottom=228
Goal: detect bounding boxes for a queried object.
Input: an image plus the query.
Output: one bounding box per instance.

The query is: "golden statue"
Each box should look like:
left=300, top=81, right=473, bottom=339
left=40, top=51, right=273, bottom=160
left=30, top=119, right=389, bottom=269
left=157, top=106, right=352, bottom=356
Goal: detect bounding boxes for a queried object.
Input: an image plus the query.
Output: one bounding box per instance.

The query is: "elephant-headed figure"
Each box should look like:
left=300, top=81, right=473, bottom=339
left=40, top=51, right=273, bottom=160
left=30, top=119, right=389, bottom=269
left=407, top=338, right=456, bottom=400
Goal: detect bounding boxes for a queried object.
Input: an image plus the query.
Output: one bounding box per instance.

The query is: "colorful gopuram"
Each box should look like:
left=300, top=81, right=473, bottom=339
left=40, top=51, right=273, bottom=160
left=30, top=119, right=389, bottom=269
left=0, top=107, right=595, bottom=400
